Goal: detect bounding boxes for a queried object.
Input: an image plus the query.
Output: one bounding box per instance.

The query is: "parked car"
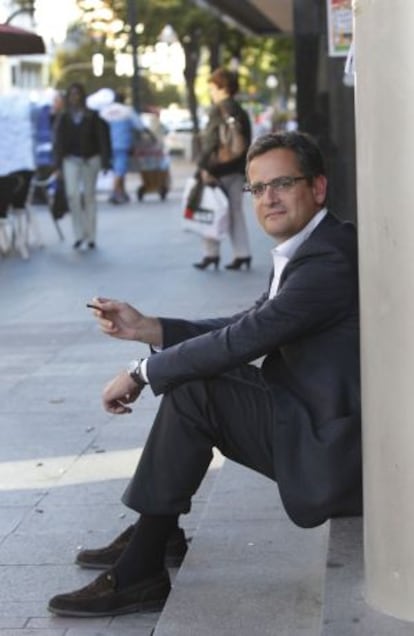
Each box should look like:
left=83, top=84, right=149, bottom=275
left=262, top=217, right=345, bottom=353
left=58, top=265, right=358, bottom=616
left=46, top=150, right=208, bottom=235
left=164, top=119, right=194, bottom=158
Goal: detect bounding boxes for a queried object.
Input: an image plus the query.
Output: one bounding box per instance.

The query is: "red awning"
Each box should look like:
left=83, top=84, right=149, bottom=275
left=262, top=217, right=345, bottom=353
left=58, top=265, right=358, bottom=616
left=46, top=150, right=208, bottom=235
left=0, top=23, right=45, bottom=55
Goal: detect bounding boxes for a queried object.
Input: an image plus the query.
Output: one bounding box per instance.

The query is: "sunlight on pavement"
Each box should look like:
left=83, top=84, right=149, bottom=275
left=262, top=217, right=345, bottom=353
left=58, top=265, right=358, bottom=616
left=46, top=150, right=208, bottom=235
left=0, top=449, right=142, bottom=490
left=0, top=448, right=225, bottom=490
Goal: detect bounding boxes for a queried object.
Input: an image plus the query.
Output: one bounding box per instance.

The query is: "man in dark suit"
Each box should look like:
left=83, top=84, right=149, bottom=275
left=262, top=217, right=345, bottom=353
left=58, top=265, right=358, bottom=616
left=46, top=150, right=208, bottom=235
left=48, top=131, right=361, bottom=617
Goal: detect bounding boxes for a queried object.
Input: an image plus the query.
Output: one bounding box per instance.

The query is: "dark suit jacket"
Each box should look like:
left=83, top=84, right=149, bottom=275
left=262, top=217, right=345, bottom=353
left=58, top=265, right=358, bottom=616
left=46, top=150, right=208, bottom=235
left=147, top=213, right=362, bottom=528
left=53, top=108, right=112, bottom=171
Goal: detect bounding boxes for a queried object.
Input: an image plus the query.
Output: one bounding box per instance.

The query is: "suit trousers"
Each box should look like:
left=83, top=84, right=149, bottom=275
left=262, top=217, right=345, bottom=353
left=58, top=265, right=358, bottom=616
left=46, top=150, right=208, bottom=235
left=122, top=364, right=278, bottom=515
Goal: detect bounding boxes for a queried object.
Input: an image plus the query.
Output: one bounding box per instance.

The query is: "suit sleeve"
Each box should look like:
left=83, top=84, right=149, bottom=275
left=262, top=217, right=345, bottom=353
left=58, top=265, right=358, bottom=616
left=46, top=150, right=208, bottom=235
left=147, top=236, right=358, bottom=395
left=159, top=291, right=269, bottom=347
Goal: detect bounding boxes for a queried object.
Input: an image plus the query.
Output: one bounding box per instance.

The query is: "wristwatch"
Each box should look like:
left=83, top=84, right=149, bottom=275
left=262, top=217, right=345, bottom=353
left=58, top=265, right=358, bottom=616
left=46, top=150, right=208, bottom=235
left=127, top=359, right=148, bottom=387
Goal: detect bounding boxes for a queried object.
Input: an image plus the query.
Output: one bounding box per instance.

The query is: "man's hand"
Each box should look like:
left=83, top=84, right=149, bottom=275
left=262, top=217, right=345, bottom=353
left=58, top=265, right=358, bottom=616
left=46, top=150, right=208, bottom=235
left=87, top=297, right=163, bottom=346
left=102, top=370, right=143, bottom=414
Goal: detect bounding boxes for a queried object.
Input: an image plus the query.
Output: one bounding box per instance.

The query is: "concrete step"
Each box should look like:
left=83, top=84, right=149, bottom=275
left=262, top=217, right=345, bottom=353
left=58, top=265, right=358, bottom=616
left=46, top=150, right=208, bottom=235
left=321, top=518, right=414, bottom=635
left=155, top=460, right=329, bottom=636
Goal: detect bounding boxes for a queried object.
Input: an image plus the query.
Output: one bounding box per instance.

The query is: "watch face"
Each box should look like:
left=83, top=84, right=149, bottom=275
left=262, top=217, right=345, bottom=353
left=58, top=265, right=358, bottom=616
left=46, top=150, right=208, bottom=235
left=128, top=360, right=140, bottom=375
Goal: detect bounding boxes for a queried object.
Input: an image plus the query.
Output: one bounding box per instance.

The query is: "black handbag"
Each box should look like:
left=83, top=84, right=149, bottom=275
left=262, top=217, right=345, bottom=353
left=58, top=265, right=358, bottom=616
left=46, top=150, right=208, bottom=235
left=52, top=177, right=69, bottom=220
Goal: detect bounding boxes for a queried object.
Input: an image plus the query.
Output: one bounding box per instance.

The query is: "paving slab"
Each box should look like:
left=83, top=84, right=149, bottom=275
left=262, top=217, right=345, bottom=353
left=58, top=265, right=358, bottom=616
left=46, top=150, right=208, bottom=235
left=321, top=518, right=414, bottom=635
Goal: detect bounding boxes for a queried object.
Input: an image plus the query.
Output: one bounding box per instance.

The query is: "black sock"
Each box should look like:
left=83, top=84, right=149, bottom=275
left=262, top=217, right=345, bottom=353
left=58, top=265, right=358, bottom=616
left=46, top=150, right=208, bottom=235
left=114, top=514, right=178, bottom=588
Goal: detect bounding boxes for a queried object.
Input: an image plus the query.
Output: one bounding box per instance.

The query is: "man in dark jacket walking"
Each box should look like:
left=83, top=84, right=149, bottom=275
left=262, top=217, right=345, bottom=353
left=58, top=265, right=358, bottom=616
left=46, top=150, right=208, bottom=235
left=48, top=131, right=361, bottom=618
left=53, top=82, right=111, bottom=250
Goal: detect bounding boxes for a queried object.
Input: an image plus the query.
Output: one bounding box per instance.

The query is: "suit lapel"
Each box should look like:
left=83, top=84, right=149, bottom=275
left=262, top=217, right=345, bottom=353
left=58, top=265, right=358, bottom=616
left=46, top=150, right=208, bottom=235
left=276, top=213, right=342, bottom=290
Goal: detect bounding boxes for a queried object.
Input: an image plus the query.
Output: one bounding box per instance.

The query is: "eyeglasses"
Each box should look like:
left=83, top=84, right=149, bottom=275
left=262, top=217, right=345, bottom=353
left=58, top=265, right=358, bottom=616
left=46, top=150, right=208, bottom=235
left=243, top=176, right=308, bottom=199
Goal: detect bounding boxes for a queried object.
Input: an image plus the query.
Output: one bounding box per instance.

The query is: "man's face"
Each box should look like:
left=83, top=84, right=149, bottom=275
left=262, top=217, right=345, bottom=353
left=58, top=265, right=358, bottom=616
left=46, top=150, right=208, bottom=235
left=68, top=87, right=83, bottom=108
left=247, top=148, right=327, bottom=242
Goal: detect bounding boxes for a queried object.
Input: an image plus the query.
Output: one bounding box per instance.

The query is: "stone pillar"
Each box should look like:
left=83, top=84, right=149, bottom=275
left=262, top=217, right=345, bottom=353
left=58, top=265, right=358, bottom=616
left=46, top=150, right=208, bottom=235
left=354, top=0, right=414, bottom=621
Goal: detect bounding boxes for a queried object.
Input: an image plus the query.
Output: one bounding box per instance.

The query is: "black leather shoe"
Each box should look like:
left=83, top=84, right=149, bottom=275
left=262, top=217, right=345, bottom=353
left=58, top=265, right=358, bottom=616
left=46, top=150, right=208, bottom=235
left=48, top=569, right=170, bottom=617
left=73, top=240, right=83, bottom=249
left=76, top=526, right=188, bottom=569
left=193, top=256, right=220, bottom=270
left=225, top=256, right=251, bottom=271
left=88, top=241, right=96, bottom=249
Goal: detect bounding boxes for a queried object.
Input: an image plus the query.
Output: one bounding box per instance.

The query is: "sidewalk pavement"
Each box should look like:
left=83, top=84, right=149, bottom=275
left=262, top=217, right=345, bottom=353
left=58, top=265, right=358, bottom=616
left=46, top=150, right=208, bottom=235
left=0, top=156, right=275, bottom=635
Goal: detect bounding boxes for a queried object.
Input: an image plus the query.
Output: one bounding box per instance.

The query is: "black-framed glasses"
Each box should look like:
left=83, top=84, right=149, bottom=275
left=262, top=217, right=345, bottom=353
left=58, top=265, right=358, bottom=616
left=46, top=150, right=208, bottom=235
left=243, top=176, right=308, bottom=199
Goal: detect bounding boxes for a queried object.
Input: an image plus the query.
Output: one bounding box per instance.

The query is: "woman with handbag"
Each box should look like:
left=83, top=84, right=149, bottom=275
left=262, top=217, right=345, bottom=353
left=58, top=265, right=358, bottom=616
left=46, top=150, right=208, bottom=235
left=193, top=67, right=252, bottom=271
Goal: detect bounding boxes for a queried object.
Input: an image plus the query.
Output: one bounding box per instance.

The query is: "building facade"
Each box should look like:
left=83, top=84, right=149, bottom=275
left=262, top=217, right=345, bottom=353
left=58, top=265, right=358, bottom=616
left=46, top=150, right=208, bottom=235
left=0, top=0, right=49, bottom=93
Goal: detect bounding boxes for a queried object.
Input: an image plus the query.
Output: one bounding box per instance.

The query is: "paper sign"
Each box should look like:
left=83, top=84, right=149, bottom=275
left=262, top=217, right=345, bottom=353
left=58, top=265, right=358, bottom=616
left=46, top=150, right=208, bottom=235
left=327, top=0, right=353, bottom=57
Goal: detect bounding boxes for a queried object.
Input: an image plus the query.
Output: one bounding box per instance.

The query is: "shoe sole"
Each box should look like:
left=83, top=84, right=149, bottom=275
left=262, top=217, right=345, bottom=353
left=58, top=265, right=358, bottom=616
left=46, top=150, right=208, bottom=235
left=48, top=597, right=167, bottom=617
left=75, top=537, right=191, bottom=570
left=76, top=553, right=185, bottom=570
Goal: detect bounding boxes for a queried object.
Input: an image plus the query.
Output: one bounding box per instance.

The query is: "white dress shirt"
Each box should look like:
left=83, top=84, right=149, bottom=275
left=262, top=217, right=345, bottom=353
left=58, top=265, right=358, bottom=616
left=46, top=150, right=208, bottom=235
left=268, top=208, right=327, bottom=299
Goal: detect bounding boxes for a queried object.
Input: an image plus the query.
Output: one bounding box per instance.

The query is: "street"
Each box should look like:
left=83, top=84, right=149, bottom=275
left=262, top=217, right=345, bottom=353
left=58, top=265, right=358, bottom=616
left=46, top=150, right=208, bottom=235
left=0, top=157, right=274, bottom=634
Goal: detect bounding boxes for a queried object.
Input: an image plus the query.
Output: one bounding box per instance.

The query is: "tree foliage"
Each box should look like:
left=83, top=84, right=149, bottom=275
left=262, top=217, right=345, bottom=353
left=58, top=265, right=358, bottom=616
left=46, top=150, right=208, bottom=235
left=50, top=24, right=181, bottom=106
left=7, top=0, right=36, bottom=22
left=57, top=0, right=294, bottom=128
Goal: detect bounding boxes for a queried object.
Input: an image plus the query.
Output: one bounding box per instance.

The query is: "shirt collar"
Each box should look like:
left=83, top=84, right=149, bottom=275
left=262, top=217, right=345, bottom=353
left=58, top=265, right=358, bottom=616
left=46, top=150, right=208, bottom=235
left=272, top=208, right=327, bottom=261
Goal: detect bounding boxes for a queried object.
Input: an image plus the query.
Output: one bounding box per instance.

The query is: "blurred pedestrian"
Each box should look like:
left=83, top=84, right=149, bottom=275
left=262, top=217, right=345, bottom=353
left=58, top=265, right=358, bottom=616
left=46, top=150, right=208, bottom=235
left=53, top=82, right=111, bottom=249
left=101, top=91, right=144, bottom=204
left=51, top=90, right=65, bottom=122
left=193, top=68, right=252, bottom=271
left=31, top=89, right=64, bottom=204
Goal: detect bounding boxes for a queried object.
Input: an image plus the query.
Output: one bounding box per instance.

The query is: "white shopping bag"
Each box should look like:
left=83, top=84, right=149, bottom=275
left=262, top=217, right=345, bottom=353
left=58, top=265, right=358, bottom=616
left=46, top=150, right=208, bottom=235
left=181, top=177, right=229, bottom=241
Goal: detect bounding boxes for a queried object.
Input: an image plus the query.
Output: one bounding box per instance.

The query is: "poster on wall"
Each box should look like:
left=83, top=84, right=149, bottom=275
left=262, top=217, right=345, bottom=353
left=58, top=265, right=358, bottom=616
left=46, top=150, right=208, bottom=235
left=327, top=0, right=353, bottom=57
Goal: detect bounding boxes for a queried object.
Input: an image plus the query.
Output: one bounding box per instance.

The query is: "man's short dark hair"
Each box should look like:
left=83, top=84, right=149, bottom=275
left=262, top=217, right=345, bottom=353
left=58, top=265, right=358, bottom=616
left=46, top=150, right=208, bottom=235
left=246, top=131, right=326, bottom=182
left=208, top=68, right=239, bottom=96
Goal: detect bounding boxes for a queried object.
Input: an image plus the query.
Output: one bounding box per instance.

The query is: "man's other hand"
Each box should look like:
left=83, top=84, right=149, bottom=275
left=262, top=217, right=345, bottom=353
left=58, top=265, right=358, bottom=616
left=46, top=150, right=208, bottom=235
left=102, top=371, right=142, bottom=414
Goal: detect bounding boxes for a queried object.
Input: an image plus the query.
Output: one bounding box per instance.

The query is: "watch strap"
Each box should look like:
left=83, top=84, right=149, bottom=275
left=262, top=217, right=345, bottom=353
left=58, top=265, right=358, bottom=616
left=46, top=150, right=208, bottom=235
left=128, top=358, right=148, bottom=386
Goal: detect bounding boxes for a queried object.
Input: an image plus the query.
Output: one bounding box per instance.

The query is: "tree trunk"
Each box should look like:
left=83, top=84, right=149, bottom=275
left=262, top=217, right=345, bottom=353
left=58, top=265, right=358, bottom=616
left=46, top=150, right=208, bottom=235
left=183, top=35, right=201, bottom=160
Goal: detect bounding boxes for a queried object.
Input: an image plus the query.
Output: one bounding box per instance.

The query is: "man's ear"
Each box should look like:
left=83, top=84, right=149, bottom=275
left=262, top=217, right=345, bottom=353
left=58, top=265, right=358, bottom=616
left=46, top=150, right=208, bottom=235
left=312, top=175, right=328, bottom=205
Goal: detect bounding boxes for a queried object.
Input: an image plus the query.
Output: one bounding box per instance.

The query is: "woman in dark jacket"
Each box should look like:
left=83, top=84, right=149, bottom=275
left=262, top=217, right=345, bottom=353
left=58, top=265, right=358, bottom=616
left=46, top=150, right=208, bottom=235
left=53, top=83, right=111, bottom=249
left=194, top=68, right=252, bottom=270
